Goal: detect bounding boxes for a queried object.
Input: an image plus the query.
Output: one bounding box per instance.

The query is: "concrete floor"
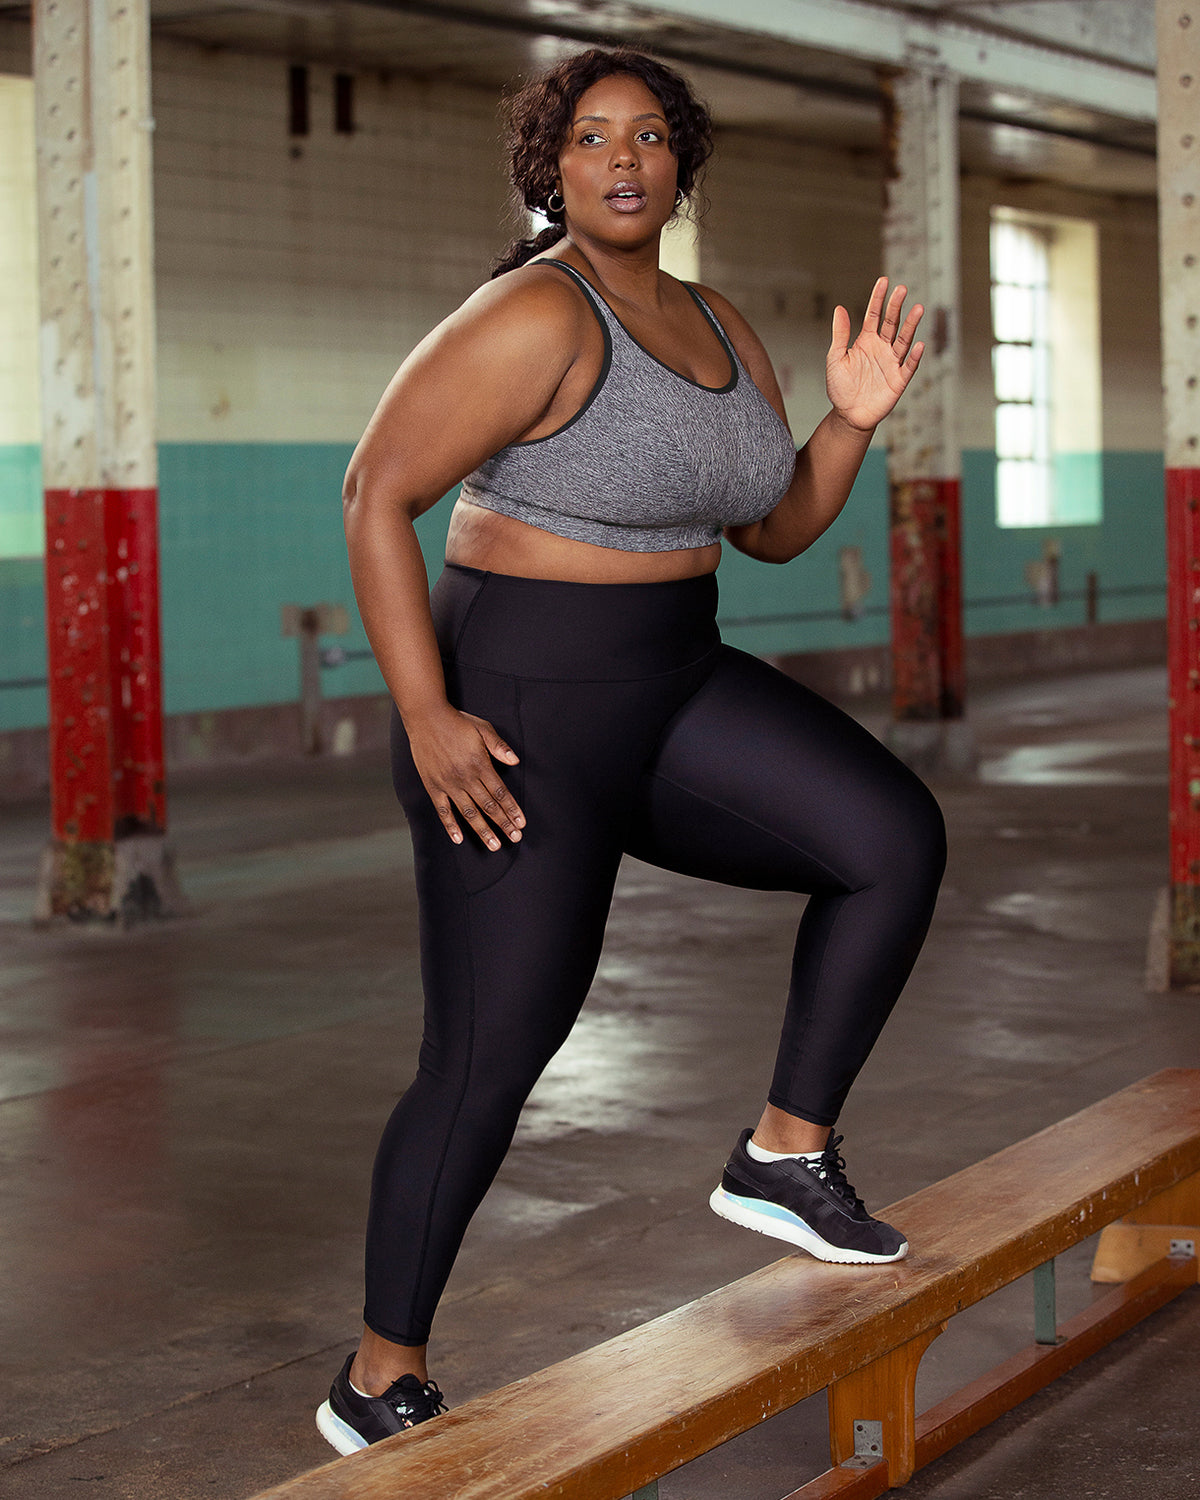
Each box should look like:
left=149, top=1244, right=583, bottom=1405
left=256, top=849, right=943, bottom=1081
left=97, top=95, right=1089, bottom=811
left=1, top=664, right=1197, bottom=1500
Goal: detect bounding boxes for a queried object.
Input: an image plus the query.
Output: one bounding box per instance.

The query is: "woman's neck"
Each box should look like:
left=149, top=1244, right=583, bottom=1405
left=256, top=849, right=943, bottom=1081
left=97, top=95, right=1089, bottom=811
left=559, top=235, right=666, bottom=312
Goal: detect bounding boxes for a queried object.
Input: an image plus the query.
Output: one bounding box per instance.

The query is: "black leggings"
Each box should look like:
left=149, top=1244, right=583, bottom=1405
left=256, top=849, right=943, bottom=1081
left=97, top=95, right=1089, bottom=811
left=366, top=564, right=945, bottom=1345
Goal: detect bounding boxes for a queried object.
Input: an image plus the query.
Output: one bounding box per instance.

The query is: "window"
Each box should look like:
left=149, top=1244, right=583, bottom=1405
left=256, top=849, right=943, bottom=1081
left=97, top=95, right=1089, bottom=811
left=990, top=208, right=1102, bottom=528
left=0, top=75, right=42, bottom=559
left=991, top=216, right=1052, bottom=526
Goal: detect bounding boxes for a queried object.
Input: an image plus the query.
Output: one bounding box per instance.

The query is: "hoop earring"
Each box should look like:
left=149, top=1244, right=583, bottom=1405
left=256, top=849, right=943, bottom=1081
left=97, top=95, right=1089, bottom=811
left=547, top=190, right=565, bottom=215
left=675, top=188, right=685, bottom=208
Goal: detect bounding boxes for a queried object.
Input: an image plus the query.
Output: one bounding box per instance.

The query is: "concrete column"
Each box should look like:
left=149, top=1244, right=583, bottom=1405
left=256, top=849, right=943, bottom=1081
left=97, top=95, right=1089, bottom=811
left=881, top=68, right=972, bottom=774
left=33, top=0, right=181, bottom=923
left=1159, top=0, right=1200, bottom=985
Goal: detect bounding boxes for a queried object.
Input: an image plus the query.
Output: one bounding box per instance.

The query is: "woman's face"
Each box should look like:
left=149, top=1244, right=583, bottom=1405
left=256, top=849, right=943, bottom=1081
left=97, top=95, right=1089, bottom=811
left=556, top=73, right=678, bottom=249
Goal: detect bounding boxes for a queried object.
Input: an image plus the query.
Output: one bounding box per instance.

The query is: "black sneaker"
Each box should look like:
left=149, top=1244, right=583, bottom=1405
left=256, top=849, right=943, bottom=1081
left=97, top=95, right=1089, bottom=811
left=316, top=1354, right=448, bottom=1455
left=709, top=1128, right=907, bottom=1264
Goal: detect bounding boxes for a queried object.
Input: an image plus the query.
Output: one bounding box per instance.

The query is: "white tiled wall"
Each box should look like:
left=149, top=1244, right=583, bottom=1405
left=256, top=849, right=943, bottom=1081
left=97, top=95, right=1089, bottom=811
left=0, top=18, right=1163, bottom=456
left=700, top=131, right=886, bottom=442
left=151, top=39, right=512, bottom=442
left=0, top=73, right=37, bottom=446
left=703, top=134, right=1160, bottom=457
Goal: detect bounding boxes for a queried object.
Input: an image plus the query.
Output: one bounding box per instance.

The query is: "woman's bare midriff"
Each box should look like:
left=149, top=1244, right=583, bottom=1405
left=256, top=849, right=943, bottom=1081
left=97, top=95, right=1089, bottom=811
left=444, top=498, right=722, bottom=584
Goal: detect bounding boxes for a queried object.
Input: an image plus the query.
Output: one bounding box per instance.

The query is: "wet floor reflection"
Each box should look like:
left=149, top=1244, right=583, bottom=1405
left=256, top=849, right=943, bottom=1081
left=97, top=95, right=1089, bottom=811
left=10, top=972, right=180, bottom=1322
left=979, top=737, right=1166, bottom=786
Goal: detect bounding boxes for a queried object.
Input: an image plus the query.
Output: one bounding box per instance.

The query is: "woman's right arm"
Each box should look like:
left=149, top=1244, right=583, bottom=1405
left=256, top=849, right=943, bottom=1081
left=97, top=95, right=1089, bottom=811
left=343, top=269, right=581, bottom=850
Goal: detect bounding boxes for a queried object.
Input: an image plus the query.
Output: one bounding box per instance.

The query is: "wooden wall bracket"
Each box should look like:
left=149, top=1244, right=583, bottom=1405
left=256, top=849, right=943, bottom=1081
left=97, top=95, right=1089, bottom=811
left=1091, top=1169, right=1200, bottom=1283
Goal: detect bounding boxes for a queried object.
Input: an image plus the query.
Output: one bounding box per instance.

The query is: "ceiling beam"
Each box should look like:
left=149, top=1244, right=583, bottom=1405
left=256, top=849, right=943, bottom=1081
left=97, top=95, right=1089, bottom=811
left=637, top=0, right=1156, bottom=120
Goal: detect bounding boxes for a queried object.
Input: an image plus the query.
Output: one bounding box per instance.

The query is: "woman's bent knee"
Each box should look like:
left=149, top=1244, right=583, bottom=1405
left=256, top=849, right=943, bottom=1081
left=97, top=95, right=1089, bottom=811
left=864, top=773, right=947, bottom=903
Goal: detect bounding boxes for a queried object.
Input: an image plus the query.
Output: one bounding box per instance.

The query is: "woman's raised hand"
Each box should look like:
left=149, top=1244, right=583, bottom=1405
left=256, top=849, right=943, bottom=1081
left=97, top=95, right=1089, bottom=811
left=825, top=277, right=925, bottom=433
left=408, top=706, right=525, bottom=850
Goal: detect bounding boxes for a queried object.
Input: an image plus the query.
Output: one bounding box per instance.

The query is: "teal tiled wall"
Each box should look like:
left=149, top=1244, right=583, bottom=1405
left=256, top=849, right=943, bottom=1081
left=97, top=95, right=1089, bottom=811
left=0, top=556, right=46, bottom=728
left=0, top=442, right=1169, bottom=733
left=157, top=442, right=373, bottom=715
left=960, top=449, right=1165, bottom=635
left=0, top=445, right=42, bottom=558
left=716, top=451, right=892, bottom=658
left=691, top=447, right=1165, bottom=657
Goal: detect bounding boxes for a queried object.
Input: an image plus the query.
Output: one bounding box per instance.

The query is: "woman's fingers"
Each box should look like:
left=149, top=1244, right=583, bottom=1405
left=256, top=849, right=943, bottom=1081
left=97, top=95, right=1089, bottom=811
left=874, top=283, right=910, bottom=344
left=413, top=710, right=526, bottom=850
left=453, top=793, right=506, bottom=852
left=861, top=275, right=889, bottom=333
left=892, top=304, right=925, bottom=362
left=443, top=768, right=525, bottom=851
left=437, top=777, right=522, bottom=851
left=829, top=303, right=852, bottom=362
left=463, top=714, right=525, bottom=842
left=477, top=720, right=521, bottom=768
left=433, top=799, right=465, bottom=845
left=470, top=773, right=525, bottom=847
left=861, top=278, right=923, bottom=349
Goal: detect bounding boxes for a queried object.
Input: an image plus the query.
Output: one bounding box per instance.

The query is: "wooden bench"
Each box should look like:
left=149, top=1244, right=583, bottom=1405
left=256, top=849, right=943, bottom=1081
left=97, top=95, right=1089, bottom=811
left=252, top=1068, right=1200, bottom=1500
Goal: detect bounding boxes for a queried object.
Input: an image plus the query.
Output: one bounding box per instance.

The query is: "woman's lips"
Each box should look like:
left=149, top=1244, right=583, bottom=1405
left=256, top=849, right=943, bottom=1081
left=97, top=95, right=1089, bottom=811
left=605, top=182, right=646, bottom=213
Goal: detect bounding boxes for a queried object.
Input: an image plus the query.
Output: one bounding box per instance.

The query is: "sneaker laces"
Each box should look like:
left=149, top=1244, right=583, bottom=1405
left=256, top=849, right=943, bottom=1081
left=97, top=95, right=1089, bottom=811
left=807, top=1134, right=866, bottom=1213
left=390, top=1375, right=447, bottom=1428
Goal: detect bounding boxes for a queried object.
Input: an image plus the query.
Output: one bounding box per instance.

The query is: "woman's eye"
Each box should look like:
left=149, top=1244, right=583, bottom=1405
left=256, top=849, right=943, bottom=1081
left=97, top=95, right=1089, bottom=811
left=579, top=131, right=604, bottom=145
left=637, top=130, right=663, bottom=143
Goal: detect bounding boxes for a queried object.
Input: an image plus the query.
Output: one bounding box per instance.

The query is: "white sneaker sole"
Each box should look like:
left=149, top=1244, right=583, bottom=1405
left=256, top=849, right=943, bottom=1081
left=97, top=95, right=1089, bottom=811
left=709, top=1186, right=908, bottom=1264
left=316, top=1399, right=369, bottom=1456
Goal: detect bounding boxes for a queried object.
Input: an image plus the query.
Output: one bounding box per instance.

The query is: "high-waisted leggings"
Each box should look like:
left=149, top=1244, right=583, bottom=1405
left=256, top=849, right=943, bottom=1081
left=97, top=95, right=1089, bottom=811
left=365, top=563, right=946, bottom=1345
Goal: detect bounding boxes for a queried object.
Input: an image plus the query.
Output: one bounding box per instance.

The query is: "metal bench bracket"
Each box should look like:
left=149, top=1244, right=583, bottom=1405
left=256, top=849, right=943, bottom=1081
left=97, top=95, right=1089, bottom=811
left=1034, top=1258, right=1061, bottom=1345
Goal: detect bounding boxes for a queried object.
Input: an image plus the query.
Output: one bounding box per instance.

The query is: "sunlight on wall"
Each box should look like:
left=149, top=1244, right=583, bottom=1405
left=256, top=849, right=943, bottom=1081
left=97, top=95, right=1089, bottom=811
left=660, top=210, right=700, bottom=283
left=0, top=74, right=41, bottom=558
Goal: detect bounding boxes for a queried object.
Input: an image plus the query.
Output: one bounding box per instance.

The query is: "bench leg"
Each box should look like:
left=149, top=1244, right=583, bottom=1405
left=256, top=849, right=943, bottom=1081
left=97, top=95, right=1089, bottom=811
left=826, top=1325, right=945, bottom=1487
left=1091, top=1169, right=1200, bottom=1283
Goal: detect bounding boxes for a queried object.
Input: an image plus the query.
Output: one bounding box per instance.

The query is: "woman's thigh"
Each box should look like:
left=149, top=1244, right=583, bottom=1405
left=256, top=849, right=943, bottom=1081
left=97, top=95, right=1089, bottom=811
left=392, top=660, right=717, bottom=1072
left=626, top=646, right=945, bottom=895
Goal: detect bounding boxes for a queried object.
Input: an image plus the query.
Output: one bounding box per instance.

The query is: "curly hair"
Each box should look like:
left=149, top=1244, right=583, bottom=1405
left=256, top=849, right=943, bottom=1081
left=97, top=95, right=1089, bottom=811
left=491, top=47, right=714, bottom=277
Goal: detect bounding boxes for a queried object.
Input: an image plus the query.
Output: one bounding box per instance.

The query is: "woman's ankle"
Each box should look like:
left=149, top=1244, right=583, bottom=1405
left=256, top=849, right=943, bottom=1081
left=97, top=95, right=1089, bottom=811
left=352, top=1325, right=429, bottom=1393
left=752, top=1103, right=831, bottom=1156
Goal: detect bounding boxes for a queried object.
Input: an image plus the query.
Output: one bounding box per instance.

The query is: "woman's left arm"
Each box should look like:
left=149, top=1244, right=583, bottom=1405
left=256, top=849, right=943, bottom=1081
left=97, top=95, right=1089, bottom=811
left=710, top=277, right=925, bottom=565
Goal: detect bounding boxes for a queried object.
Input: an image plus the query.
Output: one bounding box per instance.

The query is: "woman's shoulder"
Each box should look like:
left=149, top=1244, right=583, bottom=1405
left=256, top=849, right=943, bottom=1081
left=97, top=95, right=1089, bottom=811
left=445, top=260, right=593, bottom=348
left=401, top=260, right=593, bottom=393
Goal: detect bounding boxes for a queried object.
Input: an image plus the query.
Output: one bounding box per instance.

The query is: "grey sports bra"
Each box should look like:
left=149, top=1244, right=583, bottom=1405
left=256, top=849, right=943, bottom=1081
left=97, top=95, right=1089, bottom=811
left=459, top=261, right=796, bottom=552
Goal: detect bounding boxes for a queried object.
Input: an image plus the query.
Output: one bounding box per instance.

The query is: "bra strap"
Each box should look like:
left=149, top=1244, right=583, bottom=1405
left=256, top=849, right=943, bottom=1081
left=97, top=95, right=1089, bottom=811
left=530, top=259, right=613, bottom=339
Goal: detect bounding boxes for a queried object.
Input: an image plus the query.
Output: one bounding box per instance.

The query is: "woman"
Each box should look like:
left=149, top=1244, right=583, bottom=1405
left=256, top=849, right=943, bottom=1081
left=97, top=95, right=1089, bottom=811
left=316, top=46, right=946, bottom=1454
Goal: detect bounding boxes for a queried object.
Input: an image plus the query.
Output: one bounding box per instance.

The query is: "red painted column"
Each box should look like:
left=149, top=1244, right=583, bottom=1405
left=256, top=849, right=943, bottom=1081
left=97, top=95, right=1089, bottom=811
left=1158, top=0, right=1200, bottom=986
left=104, top=487, right=166, bottom=836
left=1166, top=465, right=1200, bottom=982
left=44, top=490, right=117, bottom=850
left=34, top=0, right=177, bottom=922
left=882, top=70, right=971, bottom=770
left=890, top=477, right=965, bottom=722
left=43, top=488, right=165, bottom=849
